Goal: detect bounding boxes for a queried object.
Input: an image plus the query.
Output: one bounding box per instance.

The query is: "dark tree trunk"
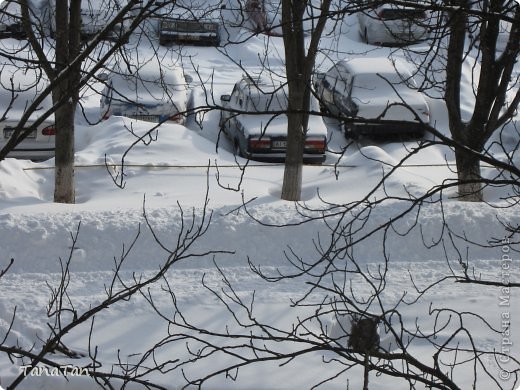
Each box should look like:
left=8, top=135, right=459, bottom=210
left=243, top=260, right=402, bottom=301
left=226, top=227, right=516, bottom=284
left=53, top=101, right=76, bottom=203
left=443, top=0, right=520, bottom=202
left=454, top=147, right=483, bottom=202
left=279, top=0, right=330, bottom=201
left=52, top=0, right=82, bottom=203
left=282, top=108, right=305, bottom=201
left=280, top=0, right=305, bottom=201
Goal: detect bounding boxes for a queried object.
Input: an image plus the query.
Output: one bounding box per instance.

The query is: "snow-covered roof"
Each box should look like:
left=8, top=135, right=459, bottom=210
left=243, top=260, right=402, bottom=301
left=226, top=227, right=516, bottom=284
left=338, top=57, right=415, bottom=78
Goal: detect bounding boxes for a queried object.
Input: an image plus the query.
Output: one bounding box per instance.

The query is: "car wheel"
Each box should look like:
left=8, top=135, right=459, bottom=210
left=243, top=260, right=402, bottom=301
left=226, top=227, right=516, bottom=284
left=344, top=122, right=359, bottom=140
left=234, top=140, right=243, bottom=158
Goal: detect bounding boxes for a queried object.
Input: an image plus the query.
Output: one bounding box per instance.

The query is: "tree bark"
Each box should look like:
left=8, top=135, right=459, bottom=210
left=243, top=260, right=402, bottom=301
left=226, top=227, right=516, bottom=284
left=53, top=101, right=76, bottom=203
left=280, top=0, right=306, bottom=201
left=454, top=147, right=483, bottom=202
left=52, top=0, right=81, bottom=203
left=282, top=110, right=305, bottom=201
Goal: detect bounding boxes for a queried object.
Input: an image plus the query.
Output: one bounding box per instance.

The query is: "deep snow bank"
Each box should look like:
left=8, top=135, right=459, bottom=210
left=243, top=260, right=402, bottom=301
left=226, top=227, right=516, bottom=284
left=0, top=200, right=516, bottom=274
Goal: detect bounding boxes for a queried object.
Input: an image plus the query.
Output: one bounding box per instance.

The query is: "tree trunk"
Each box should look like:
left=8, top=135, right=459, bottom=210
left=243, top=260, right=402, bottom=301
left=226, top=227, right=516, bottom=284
left=52, top=0, right=81, bottom=203
left=54, top=101, right=76, bottom=203
left=455, top=147, right=483, bottom=202
left=280, top=0, right=306, bottom=201
left=281, top=111, right=304, bottom=201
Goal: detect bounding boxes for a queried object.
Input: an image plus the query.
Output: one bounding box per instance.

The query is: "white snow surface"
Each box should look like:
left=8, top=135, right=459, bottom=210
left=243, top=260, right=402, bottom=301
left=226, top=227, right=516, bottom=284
left=1, top=9, right=520, bottom=390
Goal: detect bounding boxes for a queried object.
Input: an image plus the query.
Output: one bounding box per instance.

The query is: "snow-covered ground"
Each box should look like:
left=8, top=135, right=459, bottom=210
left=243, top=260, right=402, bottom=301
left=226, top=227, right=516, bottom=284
left=1, top=4, right=519, bottom=389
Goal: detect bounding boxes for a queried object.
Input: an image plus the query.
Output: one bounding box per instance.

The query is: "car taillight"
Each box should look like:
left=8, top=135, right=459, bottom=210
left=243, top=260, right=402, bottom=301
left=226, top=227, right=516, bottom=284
left=376, top=9, right=387, bottom=19
left=249, top=138, right=271, bottom=150
left=42, top=125, right=55, bottom=136
left=305, top=138, right=326, bottom=153
left=168, top=113, right=182, bottom=122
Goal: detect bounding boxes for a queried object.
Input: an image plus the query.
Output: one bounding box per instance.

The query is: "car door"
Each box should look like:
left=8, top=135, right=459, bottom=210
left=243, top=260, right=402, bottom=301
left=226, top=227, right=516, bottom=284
left=100, top=81, right=113, bottom=118
left=228, top=86, right=243, bottom=139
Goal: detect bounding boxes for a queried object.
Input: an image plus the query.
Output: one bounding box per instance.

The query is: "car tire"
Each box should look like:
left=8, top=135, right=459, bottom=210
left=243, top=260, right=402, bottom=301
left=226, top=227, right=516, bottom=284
left=234, top=140, right=244, bottom=158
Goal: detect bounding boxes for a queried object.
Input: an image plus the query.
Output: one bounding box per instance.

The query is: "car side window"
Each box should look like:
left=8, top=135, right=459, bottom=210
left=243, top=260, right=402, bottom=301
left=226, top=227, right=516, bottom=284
left=343, top=72, right=353, bottom=96
left=231, top=84, right=240, bottom=106
left=104, top=82, right=113, bottom=105
left=325, top=75, right=336, bottom=91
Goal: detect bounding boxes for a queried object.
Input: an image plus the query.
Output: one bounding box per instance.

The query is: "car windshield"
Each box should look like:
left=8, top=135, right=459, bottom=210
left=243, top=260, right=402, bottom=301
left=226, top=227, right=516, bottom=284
left=248, top=90, right=288, bottom=112
left=0, top=66, right=52, bottom=118
left=110, top=74, right=184, bottom=103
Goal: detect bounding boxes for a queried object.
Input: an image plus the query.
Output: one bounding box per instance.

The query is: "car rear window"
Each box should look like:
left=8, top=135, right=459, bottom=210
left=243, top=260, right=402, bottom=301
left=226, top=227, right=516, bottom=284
left=248, top=91, right=288, bottom=112
left=352, top=73, right=406, bottom=94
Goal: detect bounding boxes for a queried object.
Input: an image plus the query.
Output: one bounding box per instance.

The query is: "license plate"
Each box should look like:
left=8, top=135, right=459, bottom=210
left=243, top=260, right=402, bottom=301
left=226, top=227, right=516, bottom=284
left=272, top=140, right=287, bottom=148
left=4, top=128, right=37, bottom=139
left=131, top=115, right=159, bottom=122
left=162, top=21, right=177, bottom=30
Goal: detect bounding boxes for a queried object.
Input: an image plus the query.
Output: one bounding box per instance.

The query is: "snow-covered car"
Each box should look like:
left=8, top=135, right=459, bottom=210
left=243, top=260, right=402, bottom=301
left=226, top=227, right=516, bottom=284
left=99, top=64, right=190, bottom=124
left=0, top=66, right=55, bottom=160
left=44, top=0, right=128, bottom=42
left=154, top=0, right=224, bottom=46
left=219, top=75, right=327, bottom=163
left=314, top=57, right=430, bottom=139
left=357, top=1, right=430, bottom=46
left=0, top=0, right=27, bottom=39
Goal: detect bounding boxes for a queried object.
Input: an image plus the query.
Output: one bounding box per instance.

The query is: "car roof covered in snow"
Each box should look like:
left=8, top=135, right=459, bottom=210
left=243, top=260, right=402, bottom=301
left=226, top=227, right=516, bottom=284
left=336, top=57, right=415, bottom=78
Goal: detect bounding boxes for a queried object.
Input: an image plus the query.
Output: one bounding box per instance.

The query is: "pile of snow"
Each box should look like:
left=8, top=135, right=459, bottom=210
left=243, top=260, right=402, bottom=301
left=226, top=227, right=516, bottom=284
left=0, top=6, right=519, bottom=389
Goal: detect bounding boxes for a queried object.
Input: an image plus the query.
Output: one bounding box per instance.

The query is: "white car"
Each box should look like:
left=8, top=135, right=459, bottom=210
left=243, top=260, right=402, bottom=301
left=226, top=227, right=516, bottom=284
left=99, top=63, right=190, bottom=124
left=44, top=0, right=128, bottom=42
left=219, top=75, right=327, bottom=163
left=358, top=2, right=430, bottom=46
left=314, top=57, right=430, bottom=139
left=154, top=0, right=225, bottom=45
left=0, top=66, right=55, bottom=160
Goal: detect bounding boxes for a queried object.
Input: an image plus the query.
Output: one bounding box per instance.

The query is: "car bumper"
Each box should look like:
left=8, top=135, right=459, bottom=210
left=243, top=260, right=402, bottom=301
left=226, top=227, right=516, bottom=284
left=159, top=31, right=220, bottom=46
left=4, top=147, right=55, bottom=161
left=349, top=122, right=425, bottom=137
left=245, top=151, right=326, bottom=164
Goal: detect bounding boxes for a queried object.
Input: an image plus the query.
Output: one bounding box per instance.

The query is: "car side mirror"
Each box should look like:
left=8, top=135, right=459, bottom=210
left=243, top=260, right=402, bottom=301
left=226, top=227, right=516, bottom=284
left=184, top=74, right=193, bottom=84
left=322, top=79, right=329, bottom=88
left=221, top=94, right=231, bottom=102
